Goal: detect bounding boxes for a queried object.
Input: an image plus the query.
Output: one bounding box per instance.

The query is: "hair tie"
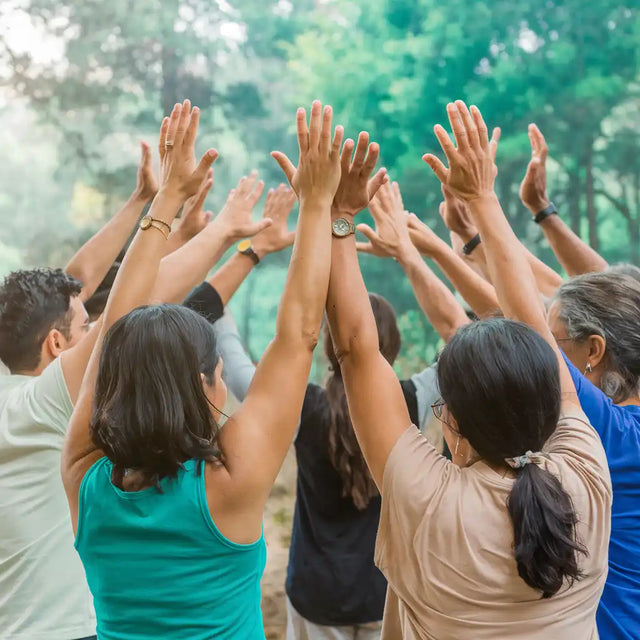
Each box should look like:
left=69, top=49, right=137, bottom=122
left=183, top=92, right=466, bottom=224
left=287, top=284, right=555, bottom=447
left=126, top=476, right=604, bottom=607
left=504, top=450, right=546, bottom=470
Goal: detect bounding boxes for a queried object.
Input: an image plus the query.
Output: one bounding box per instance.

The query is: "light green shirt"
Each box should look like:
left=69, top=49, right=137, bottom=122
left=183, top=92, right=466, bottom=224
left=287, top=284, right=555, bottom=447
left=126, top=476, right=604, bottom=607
left=0, top=358, right=95, bottom=639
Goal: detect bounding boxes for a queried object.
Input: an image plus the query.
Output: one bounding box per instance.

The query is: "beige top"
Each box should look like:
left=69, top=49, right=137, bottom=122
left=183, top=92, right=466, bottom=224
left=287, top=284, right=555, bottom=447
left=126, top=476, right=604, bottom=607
left=375, top=408, right=611, bottom=640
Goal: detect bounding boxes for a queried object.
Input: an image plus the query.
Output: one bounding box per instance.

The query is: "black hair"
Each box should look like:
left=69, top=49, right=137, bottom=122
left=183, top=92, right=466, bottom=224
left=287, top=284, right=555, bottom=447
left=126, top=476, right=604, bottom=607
left=90, top=304, right=223, bottom=488
left=437, top=318, right=586, bottom=598
left=0, top=268, right=83, bottom=372
left=323, top=293, right=401, bottom=510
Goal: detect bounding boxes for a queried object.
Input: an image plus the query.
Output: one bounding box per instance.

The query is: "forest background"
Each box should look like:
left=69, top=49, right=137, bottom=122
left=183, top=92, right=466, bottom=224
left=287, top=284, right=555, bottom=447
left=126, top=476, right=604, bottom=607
left=1, top=0, right=638, bottom=380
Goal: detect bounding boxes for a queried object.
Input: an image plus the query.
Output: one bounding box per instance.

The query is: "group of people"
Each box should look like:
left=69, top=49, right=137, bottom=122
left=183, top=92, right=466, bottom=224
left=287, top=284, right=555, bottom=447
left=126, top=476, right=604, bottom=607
left=0, top=98, right=638, bottom=640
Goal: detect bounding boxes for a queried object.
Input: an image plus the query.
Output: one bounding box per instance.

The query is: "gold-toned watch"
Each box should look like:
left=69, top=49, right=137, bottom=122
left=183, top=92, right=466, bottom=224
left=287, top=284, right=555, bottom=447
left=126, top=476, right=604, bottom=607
left=237, top=239, right=260, bottom=265
left=139, top=215, right=171, bottom=240
left=332, top=217, right=356, bottom=238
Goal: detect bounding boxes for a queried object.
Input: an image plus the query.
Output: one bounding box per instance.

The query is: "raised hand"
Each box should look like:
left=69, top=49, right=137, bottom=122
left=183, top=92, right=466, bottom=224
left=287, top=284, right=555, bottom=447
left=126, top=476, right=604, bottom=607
left=272, top=101, right=344, bottom=206
left=158, top=100, right=218, bottom=199
left=423, top=101, right=497, bottom=203
left=520, top=124, right=550, bottom=214
left=439, top=185, right=477, bottom=242
left=178, top=169, right=214, bottom=239
left=215, top=171, right=273, bottom=242
left=252, top=184, right=297, bottom=258
left=355, top=180, right=415, bottom=260
left=135, top=141, right=158, bottom=201
left=407, top=213, right=446, bottom=258
left=333, top=132, right=388, bottom=215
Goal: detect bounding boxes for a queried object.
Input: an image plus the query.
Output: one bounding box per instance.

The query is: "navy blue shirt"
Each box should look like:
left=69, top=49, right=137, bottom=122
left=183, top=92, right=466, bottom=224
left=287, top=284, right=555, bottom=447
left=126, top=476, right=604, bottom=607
left=286, top=381, right=419, bottom=626
left=563, top=354, right=640, bottom=639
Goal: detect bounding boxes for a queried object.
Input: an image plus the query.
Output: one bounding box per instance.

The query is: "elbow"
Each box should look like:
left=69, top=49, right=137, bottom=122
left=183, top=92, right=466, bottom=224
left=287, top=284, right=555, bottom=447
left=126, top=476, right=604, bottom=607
left=332, top=325, right=379, bottom=368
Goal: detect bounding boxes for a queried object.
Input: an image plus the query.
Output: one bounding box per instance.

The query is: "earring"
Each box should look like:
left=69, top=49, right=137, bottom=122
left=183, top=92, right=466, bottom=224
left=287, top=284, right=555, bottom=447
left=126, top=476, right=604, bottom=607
left=455, top=436, right=460, bottom=457
left=584, top=362, right=592, bottom=375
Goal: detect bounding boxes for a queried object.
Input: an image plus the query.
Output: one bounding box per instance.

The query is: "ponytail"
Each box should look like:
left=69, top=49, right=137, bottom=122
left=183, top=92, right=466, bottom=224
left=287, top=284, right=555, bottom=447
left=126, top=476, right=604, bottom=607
left=507, top=463, right=587, bottom=598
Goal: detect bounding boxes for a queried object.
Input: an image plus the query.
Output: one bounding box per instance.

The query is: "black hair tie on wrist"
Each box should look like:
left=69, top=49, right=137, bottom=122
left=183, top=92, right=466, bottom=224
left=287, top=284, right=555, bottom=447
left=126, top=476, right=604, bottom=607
left=534, top=202, right=557, bottom=224
left=462, top=233, right=482, bottom=256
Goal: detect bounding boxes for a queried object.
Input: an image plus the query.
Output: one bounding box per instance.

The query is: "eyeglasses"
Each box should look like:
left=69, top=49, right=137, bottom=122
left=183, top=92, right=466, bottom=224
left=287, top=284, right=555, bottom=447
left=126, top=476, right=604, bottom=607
left=431, top=398, right=446, bottom=422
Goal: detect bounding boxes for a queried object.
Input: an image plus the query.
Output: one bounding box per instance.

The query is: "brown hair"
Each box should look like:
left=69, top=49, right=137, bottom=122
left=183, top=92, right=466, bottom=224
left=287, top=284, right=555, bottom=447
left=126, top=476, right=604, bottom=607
left=323, top=293, right=401, bottom=510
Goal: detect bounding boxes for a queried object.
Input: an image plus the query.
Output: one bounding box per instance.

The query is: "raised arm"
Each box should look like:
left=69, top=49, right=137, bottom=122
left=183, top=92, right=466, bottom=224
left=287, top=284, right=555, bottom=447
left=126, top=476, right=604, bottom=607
left=64, top=142, right=157, bottom=302
left=208, top=184, right=296, bottom=305
left=521, top=124, right=608, bottom=276
left=326, top=133, right=408, bottom=487
left=218, top=102, right=343, bottom=505
left=424, top=101, right=578, bottom=404
left=62, top=101, right=218, bottom=526
left=356, top=180, right=470, bottom=342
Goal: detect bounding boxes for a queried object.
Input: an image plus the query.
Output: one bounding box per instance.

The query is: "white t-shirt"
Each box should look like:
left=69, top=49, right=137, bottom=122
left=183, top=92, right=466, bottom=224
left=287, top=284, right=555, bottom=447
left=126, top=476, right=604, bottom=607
left=0, top=359, right=95, bottom=639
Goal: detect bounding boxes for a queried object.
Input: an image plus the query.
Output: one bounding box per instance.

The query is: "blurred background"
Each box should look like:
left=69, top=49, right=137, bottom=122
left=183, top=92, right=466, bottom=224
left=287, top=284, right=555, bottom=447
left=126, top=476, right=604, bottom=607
left=0, top=0, right=639, bottom=378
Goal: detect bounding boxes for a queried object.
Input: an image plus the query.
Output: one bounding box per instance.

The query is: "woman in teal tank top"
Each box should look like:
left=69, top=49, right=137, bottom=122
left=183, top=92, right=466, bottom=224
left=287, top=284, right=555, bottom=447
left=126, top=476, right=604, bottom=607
left=61, top=100, right=382, bottom=639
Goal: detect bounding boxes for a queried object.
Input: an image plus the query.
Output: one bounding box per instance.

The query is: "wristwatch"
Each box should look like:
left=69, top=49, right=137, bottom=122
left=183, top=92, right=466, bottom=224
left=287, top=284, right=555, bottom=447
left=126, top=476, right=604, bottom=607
left=462, top=233, right=482, bottom=256
left=237, top=239, right=260, bottom=265
left=139, top=215, right=171, bottom=240
left=332, top=217, right=356, bottom=238
left=534, top=202, right=557, bottom=224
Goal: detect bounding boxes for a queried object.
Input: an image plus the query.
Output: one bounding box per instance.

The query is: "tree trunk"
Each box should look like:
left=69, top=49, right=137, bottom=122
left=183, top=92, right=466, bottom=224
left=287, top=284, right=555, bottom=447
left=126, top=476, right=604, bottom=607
left=585, top=145, right=599, bottom=251
left=632, top=172, right=640, bottom=264
left=568, top=170, right=581, bottom=234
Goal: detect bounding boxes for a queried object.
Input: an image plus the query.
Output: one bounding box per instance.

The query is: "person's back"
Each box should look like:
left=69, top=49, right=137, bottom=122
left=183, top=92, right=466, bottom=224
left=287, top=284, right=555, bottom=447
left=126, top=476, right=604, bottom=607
left=0, top=269, right=95, bottom=639
left=76, top=457, right=266, bottom=640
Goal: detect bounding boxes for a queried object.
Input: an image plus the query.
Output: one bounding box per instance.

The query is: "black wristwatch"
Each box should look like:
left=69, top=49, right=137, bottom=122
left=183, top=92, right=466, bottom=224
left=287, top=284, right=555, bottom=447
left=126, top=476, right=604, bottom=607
left=462, top=233, right=482, bottom=256
left=237, top=239, right=260, bottom=265
left=534, top=202, right=557, bottom=224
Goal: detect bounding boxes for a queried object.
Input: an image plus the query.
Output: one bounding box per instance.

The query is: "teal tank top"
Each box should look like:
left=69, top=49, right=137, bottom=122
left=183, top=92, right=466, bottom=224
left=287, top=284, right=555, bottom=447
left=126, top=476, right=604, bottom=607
left=75, top=457, right=267, bottom=639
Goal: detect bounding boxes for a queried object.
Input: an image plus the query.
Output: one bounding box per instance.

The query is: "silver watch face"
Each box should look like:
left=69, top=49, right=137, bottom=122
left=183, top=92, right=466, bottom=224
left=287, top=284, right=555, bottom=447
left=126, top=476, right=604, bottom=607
left=332, top=217, right=352, bottom=237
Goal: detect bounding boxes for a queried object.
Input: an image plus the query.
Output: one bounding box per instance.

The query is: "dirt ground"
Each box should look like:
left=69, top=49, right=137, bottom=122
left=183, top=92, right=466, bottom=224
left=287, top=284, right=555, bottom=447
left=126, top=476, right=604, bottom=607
left=261, top=447, right=297, bottom=640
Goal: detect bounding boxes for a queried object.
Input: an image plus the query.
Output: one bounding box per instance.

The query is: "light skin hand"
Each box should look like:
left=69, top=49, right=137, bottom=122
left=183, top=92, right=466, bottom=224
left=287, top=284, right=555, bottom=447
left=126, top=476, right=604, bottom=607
left=252, top=184, right=297, bottom=258
left=520, top=124, right=550, bottom=214
left=134, top=141, right=159, bottom=202
left=356, top=180, right=416, bottom=261
left=407, top=213, right=447, bottom=257
left=177, top=168, right=214, bottom=240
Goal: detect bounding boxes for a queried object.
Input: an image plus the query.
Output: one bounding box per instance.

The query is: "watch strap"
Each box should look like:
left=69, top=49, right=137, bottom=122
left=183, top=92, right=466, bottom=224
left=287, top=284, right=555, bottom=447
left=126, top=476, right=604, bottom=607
left=140, top=216, right=171, bottom=240
left=462, top=233, right=482, bottom=256
left=534, top=202, right=557, bottom=224
left=238, top=242, right=260, bottom=265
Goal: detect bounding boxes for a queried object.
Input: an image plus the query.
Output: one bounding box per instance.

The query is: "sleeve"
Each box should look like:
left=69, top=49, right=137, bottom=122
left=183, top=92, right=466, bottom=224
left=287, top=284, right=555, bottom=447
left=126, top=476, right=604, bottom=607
left=375, top=425, right=455, bottom=573
left=400, top=379, right=419, bottom=426
left=30, top=358, right=74, bottom=435
left=409, top=364, right=440, bottom=432
left=295, top=384, right=324, bottom=446
left=212, top=313, right=256, bottom=402
left=183, top=282, right=224, bottom=324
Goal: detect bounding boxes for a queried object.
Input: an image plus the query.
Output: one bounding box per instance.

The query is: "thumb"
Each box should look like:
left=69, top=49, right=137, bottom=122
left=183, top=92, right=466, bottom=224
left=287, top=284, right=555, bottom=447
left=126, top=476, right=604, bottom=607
left=204, top=211, right=213, bottom=224
left=283, top=230, right=296, bottom=247
left=244, top=218, right=273, bottom=237
left=355, top=242, right=374, bottom=254
left=356, top=223, right=378, bottom=243
left=271, top=151, right=296, bottom=186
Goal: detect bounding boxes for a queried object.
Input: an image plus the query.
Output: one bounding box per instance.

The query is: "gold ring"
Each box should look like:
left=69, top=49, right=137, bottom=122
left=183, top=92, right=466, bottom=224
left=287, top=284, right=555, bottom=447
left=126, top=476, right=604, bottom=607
left=165, top=140, right=174, bottom=148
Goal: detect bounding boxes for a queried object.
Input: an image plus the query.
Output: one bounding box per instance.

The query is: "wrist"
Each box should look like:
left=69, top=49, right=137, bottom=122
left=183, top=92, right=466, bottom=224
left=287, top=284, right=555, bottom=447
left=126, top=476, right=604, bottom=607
left=525, top=198, right=550, bottom=215
left=131, top=189, right=155, bottom=204
left=396, top=244, right=422, bottom=267
left=331, top=207, right=355, bottom=220
left=147, top=189, right=184, bottom=224
left=299, top=194, right=334, bottom=211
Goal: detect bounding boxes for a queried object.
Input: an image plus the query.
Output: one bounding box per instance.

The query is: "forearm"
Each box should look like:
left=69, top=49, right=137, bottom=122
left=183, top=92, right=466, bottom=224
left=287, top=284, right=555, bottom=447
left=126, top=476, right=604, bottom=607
left=65, top=192, right=148, bottom=302
left=213, top=314, right=256, bottom=401
left=151, top=218, right=233, bottom=304
left=274, top=199, right=332, bottom=347
left=523, top=247, right=564, bottom=297
left=429, top=240, right=500, bottom=318
left=398, top=247, right=470, bottom=342
left=208, top=253, right=255, bottom=306
left=164, top=226, right=191, bottom=255
left=538, top=214, right=608, bottom=276
left=468, top=194, right=547, bottom=334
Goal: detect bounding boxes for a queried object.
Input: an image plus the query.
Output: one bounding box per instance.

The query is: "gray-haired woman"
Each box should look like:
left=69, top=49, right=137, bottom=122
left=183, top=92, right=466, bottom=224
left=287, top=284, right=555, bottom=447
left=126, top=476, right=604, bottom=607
left=548, top=266, right=640, bottom=639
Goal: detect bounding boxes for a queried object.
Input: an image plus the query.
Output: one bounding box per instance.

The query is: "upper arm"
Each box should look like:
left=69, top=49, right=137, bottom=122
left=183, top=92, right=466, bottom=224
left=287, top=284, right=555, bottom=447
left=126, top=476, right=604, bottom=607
left=216, top=335, right=314, bottom=505
left=340, top=350, right=412, bottom=489
left=59, top=320, right=102, bottom=405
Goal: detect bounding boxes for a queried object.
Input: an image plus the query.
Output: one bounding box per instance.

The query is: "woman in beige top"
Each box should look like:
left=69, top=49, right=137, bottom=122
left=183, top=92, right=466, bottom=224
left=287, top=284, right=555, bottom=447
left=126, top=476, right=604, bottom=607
left=325, top=102, right=612, bottom=639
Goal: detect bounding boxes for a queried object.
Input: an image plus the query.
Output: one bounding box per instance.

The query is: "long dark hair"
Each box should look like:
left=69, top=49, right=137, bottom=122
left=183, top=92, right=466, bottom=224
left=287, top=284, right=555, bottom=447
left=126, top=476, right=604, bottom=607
left=437, top=319, right=586, bottom=598
left=323, top=293, right=401, bottom=510
left=91, top=304, right=223, bottom=488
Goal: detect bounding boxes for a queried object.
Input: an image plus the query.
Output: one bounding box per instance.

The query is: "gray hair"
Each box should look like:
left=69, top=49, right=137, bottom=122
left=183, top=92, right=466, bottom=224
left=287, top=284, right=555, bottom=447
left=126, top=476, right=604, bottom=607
left=553, top=264, right=640, bottom=403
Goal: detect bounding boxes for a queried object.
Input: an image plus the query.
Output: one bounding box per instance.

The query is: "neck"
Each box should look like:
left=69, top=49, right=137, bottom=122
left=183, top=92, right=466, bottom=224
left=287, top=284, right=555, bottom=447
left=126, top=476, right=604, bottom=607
left=618, top=396, right=640, bottom=408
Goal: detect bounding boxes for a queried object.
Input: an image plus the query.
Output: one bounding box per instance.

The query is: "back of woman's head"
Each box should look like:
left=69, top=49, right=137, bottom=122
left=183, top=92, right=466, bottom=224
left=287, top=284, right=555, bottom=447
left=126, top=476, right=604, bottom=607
left=323, top=293, right=401, bottom=510
left=91, top=304, right=222, bottom=488
left=553, top=266, right=640, bottom=402
left=438, top=319, right=586, bottom=598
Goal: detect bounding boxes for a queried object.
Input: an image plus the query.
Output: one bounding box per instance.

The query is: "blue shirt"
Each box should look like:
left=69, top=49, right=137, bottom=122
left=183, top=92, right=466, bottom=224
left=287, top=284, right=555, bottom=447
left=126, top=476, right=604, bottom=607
left=564, top=354, right=640, bottom=639
left=75, top=457, right=267, bottom=640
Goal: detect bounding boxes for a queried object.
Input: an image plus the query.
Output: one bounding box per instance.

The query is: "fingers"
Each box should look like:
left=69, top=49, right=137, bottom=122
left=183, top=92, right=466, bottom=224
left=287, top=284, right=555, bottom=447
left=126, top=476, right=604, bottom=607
left=469, top=105, right=489, bottom=150
left=446, top=102, right=469, bottom=152
left=308, top=100, right=322, bottom=150
left=331, top=125, right=344, bottom=158
left=158, top=118, right=169, bottom=160
left=361, top=141, right=380, bottom=177
left=243, top=218, right=273, bottom=237
left=355, top=242, right=374, bottom=254
left=355, top=223, right=378, bottom=244
left=271, top=151, right=296, bottom=186
left=351, top=131, right=369, bottom=170
left=433, top=125, right=457, bottom=165
left=489, top=127, right=501, bottom=161
left=392, top=181, right=404, bottom=212
left=140, top=140, right=152, bottom=169
left=174, top=99, right=191, bottom=148
left=341, top=139, right=355, bottom=173
left=296, top=108, right=308, bottom=154
left=237, top=171, right=257, bottom=198
left=248, top=180, right=265, bottom=206
left=456, top=101, right=480, bottom=150
left=530, top=124, right=548, bottom=162
left=190, top=171, right=214, bottom=211
left=319, top=105, right=333, bottom=155
left=367, top=167, right=388, bottom=202
left=376, top=179, right=393, bottom=214
left=183, top=105, right=200, bottom=149
left=423, top=153, right=449, bottom=184
left=165, top=104, right=182, bottom=152
left=193, top=149, right=218, bottom=184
